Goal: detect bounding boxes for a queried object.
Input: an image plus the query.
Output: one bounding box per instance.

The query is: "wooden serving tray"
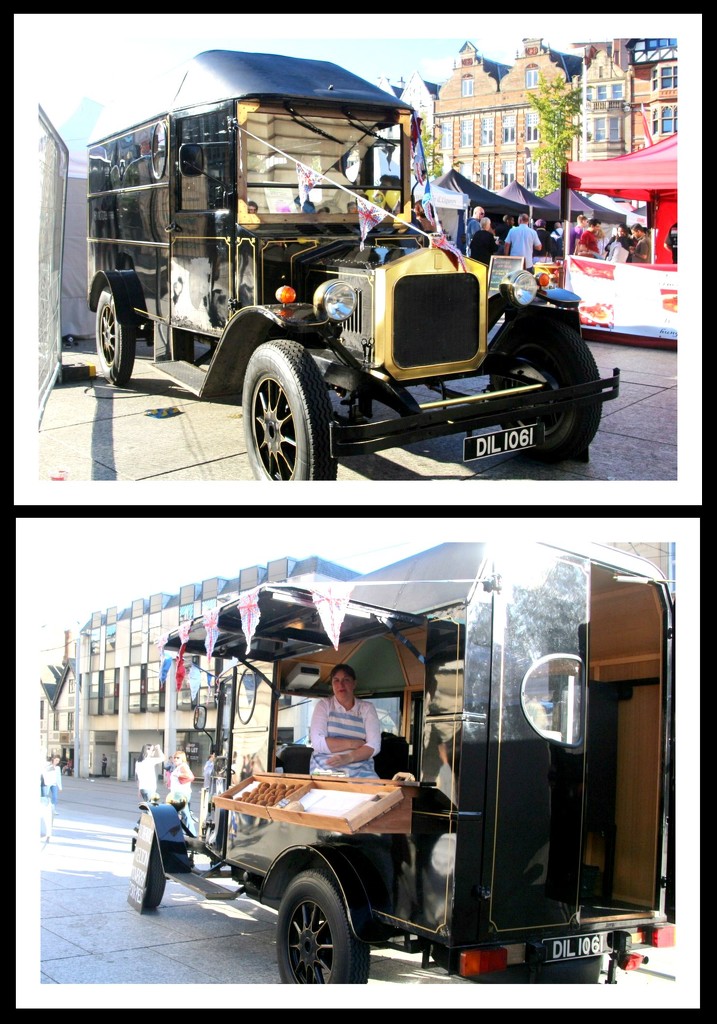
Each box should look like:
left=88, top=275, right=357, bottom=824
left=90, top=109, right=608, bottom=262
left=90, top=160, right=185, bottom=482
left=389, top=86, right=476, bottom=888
left=213, top=772, right=417, bottom=834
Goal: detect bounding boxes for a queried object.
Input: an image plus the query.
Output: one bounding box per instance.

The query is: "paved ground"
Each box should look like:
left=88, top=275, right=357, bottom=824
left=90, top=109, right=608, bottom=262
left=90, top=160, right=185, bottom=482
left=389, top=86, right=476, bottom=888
left=28, top=330, right=692, bottom=504
left=22, top=776, right=693, bottom=1009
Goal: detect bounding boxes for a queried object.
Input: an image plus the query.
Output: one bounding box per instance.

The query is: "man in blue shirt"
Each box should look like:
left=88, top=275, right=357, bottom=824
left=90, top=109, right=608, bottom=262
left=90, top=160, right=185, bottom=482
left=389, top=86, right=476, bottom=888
left=504, top=214, right=542, bottom=271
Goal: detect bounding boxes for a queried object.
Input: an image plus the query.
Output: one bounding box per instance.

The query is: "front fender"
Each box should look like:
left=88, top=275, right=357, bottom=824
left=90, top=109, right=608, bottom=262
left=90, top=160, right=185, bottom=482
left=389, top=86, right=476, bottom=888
left=261, top=842, right=394, bottom=942
left=199, top=303, right=332, bottom=398
left=141, top=802, right=193, bottom=874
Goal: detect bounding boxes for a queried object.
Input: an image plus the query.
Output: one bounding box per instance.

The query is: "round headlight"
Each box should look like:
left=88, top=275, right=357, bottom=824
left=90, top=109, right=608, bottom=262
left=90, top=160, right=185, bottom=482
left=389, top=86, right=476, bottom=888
left=313, top=280, right=357, bottom=322
left=499, top=269, right=539, bottom=307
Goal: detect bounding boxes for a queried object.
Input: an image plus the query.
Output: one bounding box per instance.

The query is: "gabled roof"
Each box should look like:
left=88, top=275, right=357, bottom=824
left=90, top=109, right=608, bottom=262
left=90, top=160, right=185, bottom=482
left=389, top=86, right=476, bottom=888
left=547, top=48, right=583, bottom=81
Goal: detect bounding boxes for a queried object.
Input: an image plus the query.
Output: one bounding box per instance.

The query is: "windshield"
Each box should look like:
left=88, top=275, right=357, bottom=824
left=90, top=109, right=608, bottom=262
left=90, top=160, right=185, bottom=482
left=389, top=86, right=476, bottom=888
left=239, top=107, right=405, bottom=217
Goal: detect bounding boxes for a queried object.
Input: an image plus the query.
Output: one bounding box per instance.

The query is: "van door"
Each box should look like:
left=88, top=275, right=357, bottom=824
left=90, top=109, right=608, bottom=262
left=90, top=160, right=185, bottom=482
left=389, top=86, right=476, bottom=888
left=170, top=105, right=236, bottom=339
left=481, top=544, right=591, bottom=934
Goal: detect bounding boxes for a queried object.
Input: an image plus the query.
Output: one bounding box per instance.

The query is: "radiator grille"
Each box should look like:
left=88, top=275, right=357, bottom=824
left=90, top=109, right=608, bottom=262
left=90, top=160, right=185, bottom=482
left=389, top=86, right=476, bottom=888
left=393, top=274, right=480, bottom=368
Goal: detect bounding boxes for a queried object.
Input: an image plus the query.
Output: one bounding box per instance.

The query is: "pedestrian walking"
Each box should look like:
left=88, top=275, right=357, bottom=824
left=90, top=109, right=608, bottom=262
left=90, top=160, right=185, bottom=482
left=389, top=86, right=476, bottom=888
left=43, top=755, right=63, bottom=815
left=101, top=754, right=108, bottom=777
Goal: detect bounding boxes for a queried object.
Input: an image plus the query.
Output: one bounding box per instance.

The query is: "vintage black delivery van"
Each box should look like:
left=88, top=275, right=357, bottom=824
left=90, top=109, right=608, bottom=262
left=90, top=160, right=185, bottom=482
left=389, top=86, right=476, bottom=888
left=87, top=50, right=619, bottom=480
left=129, top=542, right=675, bottom=984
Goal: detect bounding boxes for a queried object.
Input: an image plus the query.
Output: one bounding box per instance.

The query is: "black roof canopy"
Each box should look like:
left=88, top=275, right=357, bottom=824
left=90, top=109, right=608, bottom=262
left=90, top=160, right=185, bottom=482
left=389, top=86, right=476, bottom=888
left=90, top=49, right=411, bottom=142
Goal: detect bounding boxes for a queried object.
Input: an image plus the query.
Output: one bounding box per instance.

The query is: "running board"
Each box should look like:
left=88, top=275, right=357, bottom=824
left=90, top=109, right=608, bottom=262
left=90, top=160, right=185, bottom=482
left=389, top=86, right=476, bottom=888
left=166, top=870, right=244, bottom=901
left=155, top=361, right=207, bottom=395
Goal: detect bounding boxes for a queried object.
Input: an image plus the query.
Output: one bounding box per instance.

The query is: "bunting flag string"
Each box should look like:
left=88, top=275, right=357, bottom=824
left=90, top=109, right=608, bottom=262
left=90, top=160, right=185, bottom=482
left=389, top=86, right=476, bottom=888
left=159, top=655, right=173, bottom=689
left=188, top=664, right=202, bottom=701
left=640, top=104, right=654, bottom=147
left=296, top=162, right=323, bottom=207
left=155, top=632, right=169, bottom=659
left=309, top=582, right=355, bottom=650
left=410, top=111, right=427, bottom=187
left=238, top=586, right=262, bottom=650
left=203, top=606, right=220, bottom=662
left=356, top=196, right=388, bottom=250
left=175, top=620, right=192, bottom=691
left=430, top=232, right=468, bottom=272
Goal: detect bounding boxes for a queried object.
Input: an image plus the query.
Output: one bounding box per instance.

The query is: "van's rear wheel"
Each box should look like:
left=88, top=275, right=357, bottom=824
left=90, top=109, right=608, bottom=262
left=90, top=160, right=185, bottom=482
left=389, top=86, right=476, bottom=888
left=276, top=870, right=370, bottom=983
left=96, top=289, right=136, bottom=385
left=489, top=320, right=601, bottom=462
left=242, top=339, right=337, bottom=480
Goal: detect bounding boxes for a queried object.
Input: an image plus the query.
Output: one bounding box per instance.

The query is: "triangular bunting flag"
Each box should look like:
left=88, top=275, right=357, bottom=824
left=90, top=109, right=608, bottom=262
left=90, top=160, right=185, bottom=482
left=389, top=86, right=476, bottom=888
left=309, top=582, right=355, bottom=650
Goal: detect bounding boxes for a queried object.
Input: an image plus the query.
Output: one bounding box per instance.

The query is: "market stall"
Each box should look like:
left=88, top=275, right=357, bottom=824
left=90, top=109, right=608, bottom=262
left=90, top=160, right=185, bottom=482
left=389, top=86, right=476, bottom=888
left=562, top=135, right=677, bottom=347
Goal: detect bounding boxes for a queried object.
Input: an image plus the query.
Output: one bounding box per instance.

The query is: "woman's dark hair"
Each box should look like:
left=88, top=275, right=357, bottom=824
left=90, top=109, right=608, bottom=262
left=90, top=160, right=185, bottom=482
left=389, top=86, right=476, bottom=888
left=330, top=663, right=356, bottom=681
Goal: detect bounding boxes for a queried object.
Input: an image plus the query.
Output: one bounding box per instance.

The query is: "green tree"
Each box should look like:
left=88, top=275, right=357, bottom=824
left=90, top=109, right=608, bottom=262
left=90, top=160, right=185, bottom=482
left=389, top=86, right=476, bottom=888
left=421, top=120, right=442, bottom=179
left=528, top=72, right=582, bottom=195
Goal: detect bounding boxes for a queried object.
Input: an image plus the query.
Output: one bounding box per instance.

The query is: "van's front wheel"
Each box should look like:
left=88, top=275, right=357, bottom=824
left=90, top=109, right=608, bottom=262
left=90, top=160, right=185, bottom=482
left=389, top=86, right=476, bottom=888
left=96, top=289, right=136, bottom=385
left=242, top=340, right=337, bottom=480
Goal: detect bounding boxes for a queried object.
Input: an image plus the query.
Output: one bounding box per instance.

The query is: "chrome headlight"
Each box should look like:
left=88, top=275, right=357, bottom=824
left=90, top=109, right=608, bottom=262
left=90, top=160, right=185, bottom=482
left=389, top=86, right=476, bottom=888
left=499, top=269, right=538, bottom=307
left=313, top=280, right=357, bottom=322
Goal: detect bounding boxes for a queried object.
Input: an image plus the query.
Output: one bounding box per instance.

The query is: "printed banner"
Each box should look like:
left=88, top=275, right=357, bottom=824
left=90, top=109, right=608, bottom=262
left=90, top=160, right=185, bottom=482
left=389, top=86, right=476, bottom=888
left=309, top=582, right=355, bottom=650
left=565, top=257, right=677, bottom=342
left=238, top=586, right=262, bottom=650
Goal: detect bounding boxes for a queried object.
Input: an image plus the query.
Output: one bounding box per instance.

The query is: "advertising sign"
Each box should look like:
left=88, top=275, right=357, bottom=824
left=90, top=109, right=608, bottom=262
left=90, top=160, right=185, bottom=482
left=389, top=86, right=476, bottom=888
left=565, top=257, right=678, bottom=342
left=488, top=255, right=525, bottom=296
left=127, top=812, right=155, bottom=913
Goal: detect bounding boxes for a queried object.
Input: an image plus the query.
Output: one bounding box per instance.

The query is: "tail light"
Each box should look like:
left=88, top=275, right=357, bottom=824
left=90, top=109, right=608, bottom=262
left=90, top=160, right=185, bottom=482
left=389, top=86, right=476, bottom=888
left=459, top=947, right=508, bottom=976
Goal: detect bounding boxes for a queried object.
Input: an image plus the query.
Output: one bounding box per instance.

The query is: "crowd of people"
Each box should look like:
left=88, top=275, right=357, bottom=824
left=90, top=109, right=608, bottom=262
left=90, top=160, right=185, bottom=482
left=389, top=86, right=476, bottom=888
left=461, top=202, right=672, bottom=270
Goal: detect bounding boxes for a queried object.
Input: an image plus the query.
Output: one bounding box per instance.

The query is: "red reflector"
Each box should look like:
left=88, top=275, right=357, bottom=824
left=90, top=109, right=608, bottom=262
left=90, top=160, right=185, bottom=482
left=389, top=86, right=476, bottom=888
left=651, top=925, right=676, bottom=947
left=459, top=947, right=508, bottom=976
left=276, top=285, right=296, bottom=304
left=622, top=953, right=646, bottom=972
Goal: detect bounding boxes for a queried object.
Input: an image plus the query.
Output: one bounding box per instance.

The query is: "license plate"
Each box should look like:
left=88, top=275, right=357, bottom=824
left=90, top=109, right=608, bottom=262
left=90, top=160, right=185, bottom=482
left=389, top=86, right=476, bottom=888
left=464, top=422, right=544, bottom=462
left=544, top=933, right=609, bottom=963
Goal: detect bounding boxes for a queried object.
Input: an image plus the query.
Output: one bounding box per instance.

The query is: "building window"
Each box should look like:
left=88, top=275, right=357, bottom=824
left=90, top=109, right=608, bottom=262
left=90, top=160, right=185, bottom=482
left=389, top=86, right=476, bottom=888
left=661, top=106, right=677, bottom=134
left=586, top=86, right=593, bottom=101
left=501, top=160, right=515, bottom=187
left=608, top=117, right=621, bottom=141
left=441, top=121, right=452, bottom=149
left=481, top=117, right=494, bottom=146
left=594, top=117, right=606, bottom=142
left=88, top=670, right=104, bottom=716
left=525, top=112, right=539, bottom=143
left=526, top=162, right=538, bottom=190
left=654, top=65, right=677, bottom=90
left=129, top=664, right=147, bottom=713
left=461, top=77, right=474, bottom=97
left=596, top=85, right=608, bottom=101
left=460, top=161, right=472, bottom=178
left=460, top=117, right=473, bottom=148
left=525, top=66, right=538, bottom=89
left=611, top=83, right=623, bottom=99
left=502, top=115, right=516, bottom=144
left=479, top=159, right=493, bottom=190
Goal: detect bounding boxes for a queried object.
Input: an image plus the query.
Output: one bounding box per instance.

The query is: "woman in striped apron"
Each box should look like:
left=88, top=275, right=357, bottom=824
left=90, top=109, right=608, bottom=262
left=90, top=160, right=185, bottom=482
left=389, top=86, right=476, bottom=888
left=309, top=664, right=381, bottom=778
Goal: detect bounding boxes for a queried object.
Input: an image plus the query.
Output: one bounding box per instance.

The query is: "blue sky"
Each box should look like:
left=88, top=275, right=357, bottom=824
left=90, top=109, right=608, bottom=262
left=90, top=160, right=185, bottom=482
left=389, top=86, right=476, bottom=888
left=22, top=516, right=692, bottom=633
left=19, top=13, right=699, bottom=137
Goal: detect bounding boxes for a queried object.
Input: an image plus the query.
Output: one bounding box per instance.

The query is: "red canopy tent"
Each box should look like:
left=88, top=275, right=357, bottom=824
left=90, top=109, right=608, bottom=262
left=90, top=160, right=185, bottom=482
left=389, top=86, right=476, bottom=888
left=564, top=135, right=677, bottom=263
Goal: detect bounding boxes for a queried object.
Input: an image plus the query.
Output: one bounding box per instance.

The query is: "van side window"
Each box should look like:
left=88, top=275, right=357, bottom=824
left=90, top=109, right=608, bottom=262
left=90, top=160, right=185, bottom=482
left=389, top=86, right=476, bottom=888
left=177, top=107, right=233, bottom=211
left=521, top=653, right=584, bottom=745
